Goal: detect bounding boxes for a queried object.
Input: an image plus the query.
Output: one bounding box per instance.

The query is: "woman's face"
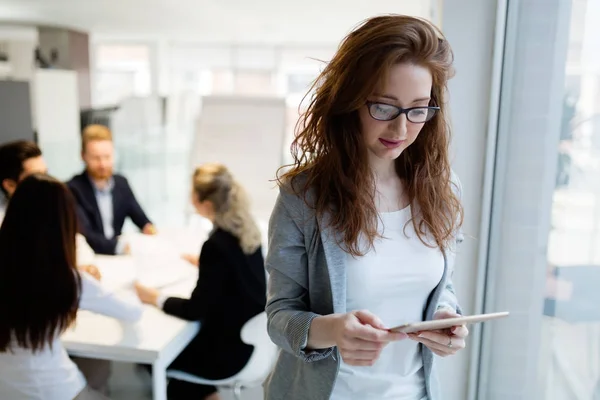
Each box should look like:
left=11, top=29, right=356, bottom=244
left=358, top=62, right=433, bottom=162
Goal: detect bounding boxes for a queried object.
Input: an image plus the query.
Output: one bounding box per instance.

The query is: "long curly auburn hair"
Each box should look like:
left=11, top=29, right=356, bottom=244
left=279, top=15, right=464, bottom=257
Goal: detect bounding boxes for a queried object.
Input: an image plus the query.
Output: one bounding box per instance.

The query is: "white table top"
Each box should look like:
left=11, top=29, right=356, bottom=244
left=62, top=254, right=200, bottom=364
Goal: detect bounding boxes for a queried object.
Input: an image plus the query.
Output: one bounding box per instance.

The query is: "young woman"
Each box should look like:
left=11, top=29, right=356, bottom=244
left=264, top=15, right=468, bottom=400
left=0, top=174, right=143, bottom=400
left=134, top=163, right=266, bottom=400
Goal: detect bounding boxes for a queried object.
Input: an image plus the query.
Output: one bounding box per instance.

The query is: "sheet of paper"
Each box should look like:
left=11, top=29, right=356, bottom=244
left=94, top=256, right=136, bottom=292
left=124, top=233, right=181, bottom=258
left=94, top=253, right=197, bottom=292
left=134, top=254, right=197, bottom=289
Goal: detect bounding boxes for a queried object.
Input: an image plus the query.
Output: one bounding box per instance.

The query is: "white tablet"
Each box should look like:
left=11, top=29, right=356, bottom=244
left=389, top=311, right=509, bottom=334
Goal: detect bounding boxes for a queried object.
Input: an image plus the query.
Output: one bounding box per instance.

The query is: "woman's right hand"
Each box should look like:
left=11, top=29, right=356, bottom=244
left=332, top=310, right=407, bottom=366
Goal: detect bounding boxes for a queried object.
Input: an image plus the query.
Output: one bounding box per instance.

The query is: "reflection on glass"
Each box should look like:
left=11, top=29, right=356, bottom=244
left=542, top=1, right=600, bottom=399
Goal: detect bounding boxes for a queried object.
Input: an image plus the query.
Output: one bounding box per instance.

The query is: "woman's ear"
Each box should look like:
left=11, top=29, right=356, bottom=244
left=2, top=178, right=17, bottom=197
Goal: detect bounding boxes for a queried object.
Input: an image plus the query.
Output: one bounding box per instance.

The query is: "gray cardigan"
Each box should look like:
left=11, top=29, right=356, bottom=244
left=263, top=179, right=463, bottom=400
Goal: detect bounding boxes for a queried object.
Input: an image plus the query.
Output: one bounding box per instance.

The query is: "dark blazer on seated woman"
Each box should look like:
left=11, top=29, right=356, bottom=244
left=164, top=228, right=267, bottom=323
left=134, top=163, right=267, bottom=399
left=161, top=228, right=266, bottom=397
left=67, top=172, right=152, bottom=255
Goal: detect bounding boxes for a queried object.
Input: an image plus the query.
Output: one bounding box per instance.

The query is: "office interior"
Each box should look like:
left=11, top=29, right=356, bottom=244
left=0, top=0, right=599, bottom=399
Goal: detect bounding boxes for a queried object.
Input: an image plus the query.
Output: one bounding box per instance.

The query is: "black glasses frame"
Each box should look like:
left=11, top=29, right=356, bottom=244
left=366, top=101, right=440, bottom=123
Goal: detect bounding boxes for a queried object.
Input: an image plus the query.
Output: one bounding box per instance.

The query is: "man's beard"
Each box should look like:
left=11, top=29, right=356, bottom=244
left=88, top=168, right=112, bottom=181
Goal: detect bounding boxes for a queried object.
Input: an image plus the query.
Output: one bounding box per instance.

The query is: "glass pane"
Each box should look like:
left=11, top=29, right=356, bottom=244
left=287, top=73, right=315, bottom=94
left=93, top=44, right=152, bottom=106
left=93, top=71, right=136, bottom=107
left=542, top=1, right=600, bottom=398
left=283, top=72, right=319, bottom=166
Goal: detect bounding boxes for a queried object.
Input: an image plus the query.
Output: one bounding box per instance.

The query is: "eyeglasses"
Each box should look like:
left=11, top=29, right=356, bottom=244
left=366, top=102, right=440, bottom=123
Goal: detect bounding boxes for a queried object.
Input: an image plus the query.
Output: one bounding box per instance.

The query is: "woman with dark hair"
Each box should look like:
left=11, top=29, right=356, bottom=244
left=0, top=174, right=142, bottom=400
left=265, top=15, right=468, bottom=400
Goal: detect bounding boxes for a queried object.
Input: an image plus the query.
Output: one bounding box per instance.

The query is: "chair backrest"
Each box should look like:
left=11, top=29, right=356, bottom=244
left=235, top=312, right=278, bottom=384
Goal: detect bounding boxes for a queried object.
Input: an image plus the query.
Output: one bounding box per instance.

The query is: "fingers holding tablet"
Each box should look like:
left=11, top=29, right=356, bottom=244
left=405, top=308, right=471, bottom=357
left=408, top=330, right=466, bottom=357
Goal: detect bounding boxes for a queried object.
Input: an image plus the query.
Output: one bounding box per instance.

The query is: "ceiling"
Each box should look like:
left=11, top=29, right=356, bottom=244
left=0, top=0, right=434, bottom=44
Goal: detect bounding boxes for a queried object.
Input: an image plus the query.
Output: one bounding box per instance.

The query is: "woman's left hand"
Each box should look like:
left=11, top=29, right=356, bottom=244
left=181, top=253, right=199, bottom=267
left=78, top=264, right=102, bottom=281
left=134, top=282, right=160, bottom=306
left=407, top=309, right=468, bottom=357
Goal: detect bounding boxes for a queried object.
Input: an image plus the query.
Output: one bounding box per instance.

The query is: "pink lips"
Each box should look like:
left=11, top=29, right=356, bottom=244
left=379, top=138, right=405, bottom=149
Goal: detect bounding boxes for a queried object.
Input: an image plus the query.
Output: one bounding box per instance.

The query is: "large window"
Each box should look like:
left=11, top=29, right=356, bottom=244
left=479, top=1, right=600, bottom=399
left=541, top=1, right=600, bottom=398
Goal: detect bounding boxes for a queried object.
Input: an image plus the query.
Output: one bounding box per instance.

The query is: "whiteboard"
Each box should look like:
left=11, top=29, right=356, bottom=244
left=191, top=96, right=286, bottom=221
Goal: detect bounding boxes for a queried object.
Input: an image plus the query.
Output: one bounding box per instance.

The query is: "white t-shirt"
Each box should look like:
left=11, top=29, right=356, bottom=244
left=0, top=272, right=143, bottom=400
left=330, top=207, right=444, bottom=400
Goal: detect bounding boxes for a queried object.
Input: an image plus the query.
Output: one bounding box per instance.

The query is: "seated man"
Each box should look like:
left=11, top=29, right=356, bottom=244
left=0, top=140, right=99, bottom=277
left=0, top=140, right=47, bottom=223
left=67, top=124, right=156, bottom=255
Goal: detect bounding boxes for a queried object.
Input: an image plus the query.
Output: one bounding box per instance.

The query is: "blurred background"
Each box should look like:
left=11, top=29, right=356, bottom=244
left=1, top=0, right=599, bottom=399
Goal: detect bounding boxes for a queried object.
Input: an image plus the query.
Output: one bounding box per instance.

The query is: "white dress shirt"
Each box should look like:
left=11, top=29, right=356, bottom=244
left=0, top=272, right=143, bottom=400
left=90, top=177, right=127, bottom=255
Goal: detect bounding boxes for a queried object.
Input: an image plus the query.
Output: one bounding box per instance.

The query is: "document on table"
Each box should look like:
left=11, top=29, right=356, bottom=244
left=135, top=254, right=197, bottom=289
left=124, top=233, right=181, bottom=257
left=121, top=233, right=198, bottom=288
left=94, top=232, right=199, bottom=292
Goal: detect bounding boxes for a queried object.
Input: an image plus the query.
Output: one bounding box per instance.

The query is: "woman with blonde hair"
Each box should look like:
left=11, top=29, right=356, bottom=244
left=264, top=15, right=468, bottom=400
left=135, top=163, right=266, bottom=400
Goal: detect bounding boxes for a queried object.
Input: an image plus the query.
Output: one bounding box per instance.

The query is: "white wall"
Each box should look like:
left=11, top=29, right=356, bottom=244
left=0, top=25, right=38, bottom=126
left=439, top=1, right=499, bottom=399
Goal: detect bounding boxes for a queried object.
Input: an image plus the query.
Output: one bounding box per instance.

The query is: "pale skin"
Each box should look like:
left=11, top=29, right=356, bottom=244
left=2, top=155, right=102, bottom=280
left=181, top=253, right=199, bottom=267
left=179, top=189, right=216, bottom=267
left=82, top=140, right=156, bottom=236
left=306, top=62, right=468, bottom=365
left=79, top=264, right=102, bottom=281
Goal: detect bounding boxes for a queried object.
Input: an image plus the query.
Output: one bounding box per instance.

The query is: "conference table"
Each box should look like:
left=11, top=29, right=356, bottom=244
left=62, top=252, right=200, bottom=400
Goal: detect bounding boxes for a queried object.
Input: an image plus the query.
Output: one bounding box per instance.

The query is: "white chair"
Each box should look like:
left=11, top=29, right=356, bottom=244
left=166, top=312, right=278, bottom=399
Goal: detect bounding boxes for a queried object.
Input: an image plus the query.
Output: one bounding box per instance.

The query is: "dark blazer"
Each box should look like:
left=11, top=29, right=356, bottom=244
left=67, top=172, right=152, bottom=255
left=163, top=228, right=267, bottom=379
